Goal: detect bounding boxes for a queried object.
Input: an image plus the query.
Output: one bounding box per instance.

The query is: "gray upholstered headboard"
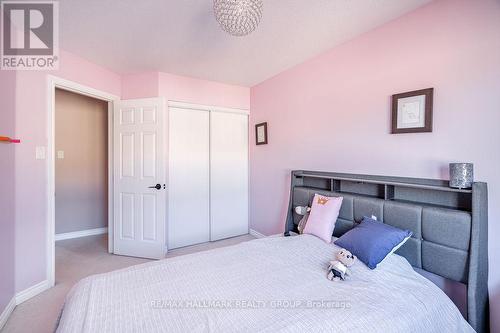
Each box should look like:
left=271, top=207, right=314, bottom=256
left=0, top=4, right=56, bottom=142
left=284, top=171, right=489, bottom=333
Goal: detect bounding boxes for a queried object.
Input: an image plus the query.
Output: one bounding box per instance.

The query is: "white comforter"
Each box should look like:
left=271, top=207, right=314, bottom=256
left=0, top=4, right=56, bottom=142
left=57, top=235, right=473, bottom=333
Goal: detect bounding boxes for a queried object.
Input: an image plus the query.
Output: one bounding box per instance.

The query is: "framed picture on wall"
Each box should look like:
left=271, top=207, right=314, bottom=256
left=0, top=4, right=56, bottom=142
left=391, top=88, right=433, bottom=134
left=255, top=122, right=268, bottom=145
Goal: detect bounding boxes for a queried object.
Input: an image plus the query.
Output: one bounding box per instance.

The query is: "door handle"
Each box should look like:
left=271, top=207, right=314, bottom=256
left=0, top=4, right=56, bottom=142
left=149, top=184, right=162, bottom=190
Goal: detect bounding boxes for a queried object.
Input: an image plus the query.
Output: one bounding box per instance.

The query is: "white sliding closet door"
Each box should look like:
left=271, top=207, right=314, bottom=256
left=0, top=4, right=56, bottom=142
left=210, top=111, right=249, bottom=241
left=168, top=107, right=210, bottom=249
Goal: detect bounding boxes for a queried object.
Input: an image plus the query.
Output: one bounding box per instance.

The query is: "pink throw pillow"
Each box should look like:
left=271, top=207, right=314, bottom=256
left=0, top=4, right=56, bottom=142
left=303, top=194, right=343, bottom=243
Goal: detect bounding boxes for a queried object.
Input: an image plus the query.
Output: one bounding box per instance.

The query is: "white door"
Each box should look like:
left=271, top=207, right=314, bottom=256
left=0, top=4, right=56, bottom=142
left=113, top=98, right=166, bottom=259
left=210, top=111, right=249, bottom=241
left=168, top=107, right=210, bottom=249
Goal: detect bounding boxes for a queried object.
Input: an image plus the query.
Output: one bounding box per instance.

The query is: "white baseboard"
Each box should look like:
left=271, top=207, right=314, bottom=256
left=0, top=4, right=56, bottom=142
left=250, top=229, right=286, bottom=238
left=15, top=280, right=50, bottom=306
left=0, top=280, right=51, bottom=328
left=249, top=229, right=266, bottom=238
left=0, top=297, right=15, bottom=330
left=55, top=227, right=108, bottom=241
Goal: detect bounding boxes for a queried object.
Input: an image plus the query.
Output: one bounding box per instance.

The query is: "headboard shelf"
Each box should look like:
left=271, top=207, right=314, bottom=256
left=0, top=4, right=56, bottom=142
left=295, top=186, right=383, bottom=200
left=334, top=190, right=382, bottom=199
left=295, top=171, right=473, bottom=194
left=286, top=170, right=488, bottom=332
left=294, top=171, right=473, bottom=210
left=387, top=198, right=471, bottom=212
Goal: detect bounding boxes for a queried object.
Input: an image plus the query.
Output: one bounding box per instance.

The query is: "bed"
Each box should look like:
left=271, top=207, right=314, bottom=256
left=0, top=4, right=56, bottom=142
left=57, top=234, right=472, bottom=332
left=56, top=171, right=488, bottom=332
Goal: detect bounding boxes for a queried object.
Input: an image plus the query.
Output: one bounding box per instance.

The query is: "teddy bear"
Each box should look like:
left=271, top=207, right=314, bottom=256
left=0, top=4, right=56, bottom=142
left=327, top=248, right=356, bottom=281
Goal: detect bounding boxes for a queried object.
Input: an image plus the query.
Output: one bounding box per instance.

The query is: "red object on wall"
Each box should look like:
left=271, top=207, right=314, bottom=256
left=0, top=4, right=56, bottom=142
left=0, top=136, right=21, bottom=143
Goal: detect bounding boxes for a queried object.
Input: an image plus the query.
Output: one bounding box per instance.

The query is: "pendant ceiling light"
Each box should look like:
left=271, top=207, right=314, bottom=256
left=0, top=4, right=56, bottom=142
left=213, top=0, right=263, bottom=37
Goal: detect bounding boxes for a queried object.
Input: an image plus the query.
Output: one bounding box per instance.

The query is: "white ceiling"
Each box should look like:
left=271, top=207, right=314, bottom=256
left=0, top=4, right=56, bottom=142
left=59, top=0, right=432, bottom=87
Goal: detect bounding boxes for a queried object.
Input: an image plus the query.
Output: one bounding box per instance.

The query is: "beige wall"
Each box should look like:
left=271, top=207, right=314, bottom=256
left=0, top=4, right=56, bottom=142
left=55, top=89, right=108, bottom=234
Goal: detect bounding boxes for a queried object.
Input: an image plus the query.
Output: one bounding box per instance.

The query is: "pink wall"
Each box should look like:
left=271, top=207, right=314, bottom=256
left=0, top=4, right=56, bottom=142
left=14, top=50, right=121, bottom=292
left=122, top=71, right=250, bottom=109
left=158, top=72, right=250, bottom=109
left=249, top=0, right=500, bottom=330
left=0, top=71, right=17, bottom=317
left=121, top=72, right=159, bottom=99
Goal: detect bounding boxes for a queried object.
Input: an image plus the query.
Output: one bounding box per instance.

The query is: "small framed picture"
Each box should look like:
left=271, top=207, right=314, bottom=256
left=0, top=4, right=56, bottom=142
left=391, top=88, right=433, bottom=134
left=255, top=122, right=268, bottom=145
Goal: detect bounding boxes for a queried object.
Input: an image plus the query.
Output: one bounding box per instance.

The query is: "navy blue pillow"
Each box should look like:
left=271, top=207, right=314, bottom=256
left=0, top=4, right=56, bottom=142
left=334, top=217, right=412, bottom=269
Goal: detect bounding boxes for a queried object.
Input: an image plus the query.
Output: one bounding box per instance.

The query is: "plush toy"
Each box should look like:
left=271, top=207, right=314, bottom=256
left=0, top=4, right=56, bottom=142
left=327, top=249, right=356, bottom=281
left=295, top=206, right=311, bottom=234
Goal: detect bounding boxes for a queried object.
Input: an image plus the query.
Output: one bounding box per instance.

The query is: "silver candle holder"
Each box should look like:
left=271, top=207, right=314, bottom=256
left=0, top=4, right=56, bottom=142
left=449, top=163, right=473, bottom=189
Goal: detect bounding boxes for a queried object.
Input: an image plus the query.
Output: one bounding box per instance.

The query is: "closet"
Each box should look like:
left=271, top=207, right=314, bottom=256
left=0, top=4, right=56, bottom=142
left=168, top=104, right=249, bottom=249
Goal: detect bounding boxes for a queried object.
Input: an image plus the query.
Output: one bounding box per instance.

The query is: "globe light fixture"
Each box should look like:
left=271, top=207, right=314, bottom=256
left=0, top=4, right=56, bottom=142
left=213, top=0, right=263, bottom=37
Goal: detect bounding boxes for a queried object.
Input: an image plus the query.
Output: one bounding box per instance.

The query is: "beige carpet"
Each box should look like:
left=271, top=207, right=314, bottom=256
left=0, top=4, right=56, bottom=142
left=3, top=233, right=255, bottom=333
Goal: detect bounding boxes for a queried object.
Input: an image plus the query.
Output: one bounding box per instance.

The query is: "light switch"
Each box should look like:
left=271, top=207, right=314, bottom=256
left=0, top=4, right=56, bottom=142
left=57, top=150, right=64, bottom=159
left=35, top=146, right=46, bottom=160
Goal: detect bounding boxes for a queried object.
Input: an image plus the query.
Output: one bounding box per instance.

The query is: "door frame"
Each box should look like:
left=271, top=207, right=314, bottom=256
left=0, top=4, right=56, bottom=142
left=46, top=75, right=119, bottom=288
